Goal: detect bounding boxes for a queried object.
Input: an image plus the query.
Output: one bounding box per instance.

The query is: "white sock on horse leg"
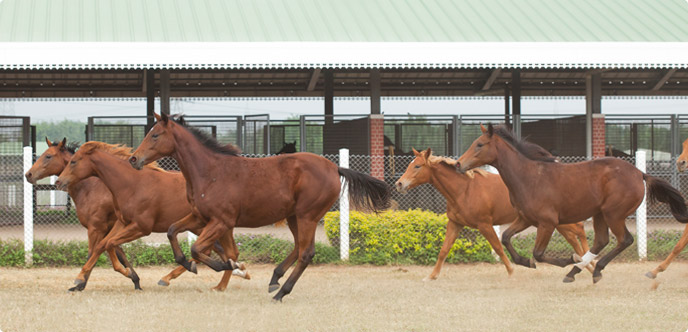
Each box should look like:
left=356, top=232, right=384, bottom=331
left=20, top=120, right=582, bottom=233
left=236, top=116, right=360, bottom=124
left=574, top=251, right=597, bottom=269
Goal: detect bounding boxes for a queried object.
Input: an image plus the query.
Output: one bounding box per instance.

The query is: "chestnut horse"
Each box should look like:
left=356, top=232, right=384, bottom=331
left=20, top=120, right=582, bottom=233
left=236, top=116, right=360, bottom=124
left=396, top=148, right=591, bottom=280
left=129, top=113, right=391, bottom=301
left=455, top=124, right=688, bottom=283
left=55, top=141, right=247, bottom=291
left=25, top=138, right=140, bottom=289
left=646, top=138, right=688, bottom=279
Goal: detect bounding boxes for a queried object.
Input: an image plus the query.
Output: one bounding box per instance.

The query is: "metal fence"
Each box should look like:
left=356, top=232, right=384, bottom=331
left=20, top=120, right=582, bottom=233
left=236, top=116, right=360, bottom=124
left=4, top=113, right=688, bottom=267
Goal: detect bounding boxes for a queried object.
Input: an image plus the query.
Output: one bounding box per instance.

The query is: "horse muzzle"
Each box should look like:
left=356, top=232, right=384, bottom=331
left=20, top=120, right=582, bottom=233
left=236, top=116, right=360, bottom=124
left=395, top=181, right=408, bottom=194
left=677, top=159, right=687, bottom=173
left=129, top=156, right=144, bottom=170
left=54, top=179, right=68, bottom=191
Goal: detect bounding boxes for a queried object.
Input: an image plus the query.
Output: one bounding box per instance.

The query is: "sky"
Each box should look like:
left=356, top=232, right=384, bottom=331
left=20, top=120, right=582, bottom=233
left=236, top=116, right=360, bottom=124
left=1, top=97, right=688, bottom=122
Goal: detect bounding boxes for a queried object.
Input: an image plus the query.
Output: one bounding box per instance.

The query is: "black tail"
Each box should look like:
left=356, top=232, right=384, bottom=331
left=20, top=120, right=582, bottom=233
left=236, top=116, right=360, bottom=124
left=338, top=167, right=391, bottom=213
left=643, top=174, right=688, bottom=223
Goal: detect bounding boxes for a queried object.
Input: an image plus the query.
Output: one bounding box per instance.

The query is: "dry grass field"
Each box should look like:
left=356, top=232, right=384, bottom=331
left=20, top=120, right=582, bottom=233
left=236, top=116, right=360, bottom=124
left=0, top=262, right=687, bottom=332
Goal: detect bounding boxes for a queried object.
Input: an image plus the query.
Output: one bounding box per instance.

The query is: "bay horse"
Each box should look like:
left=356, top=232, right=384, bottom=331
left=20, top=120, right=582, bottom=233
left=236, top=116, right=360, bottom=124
left=646, top=137, right=688, bottom=279
left=455, top=124, right=688, bottom=283
left=55, top=141, right=248, bottom=291
left=129, top=112, right=391, bottom=301
left=25, top=138, right=140, bottom=290
left=396, top=148, right=591, bottom=280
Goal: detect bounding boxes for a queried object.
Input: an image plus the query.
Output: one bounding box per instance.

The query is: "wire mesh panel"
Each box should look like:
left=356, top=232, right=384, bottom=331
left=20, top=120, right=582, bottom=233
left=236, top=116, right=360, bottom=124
left=88, top=116, right=148, bottom=148
left=269, top=120, right=300, bottom=154
left=384, top=115, right=457, bottom=157
left=243, top=114, right=269, bottom=154
left=0, top=117, right=29, bottom=240
left=459, top=114, right=585, bottom=156
left=605, top=115, right=673, bottom=160
left=301, top=115, right=371, bottom=155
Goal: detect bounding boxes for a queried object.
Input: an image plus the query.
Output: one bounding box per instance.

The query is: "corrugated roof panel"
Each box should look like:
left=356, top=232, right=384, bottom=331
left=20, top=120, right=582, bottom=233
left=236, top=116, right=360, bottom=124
left=1, top=0, right=688, bottom=42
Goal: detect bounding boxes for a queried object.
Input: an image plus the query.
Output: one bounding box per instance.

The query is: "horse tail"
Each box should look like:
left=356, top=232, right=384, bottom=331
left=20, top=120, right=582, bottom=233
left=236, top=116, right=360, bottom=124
left=338, top=167, right=392, bottom=213
left=643, top=173, right=688, bottom=223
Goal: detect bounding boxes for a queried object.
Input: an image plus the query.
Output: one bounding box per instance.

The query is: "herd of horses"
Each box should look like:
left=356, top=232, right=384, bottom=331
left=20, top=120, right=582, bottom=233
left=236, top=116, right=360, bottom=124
left=22, top=114, right=688, bottom=301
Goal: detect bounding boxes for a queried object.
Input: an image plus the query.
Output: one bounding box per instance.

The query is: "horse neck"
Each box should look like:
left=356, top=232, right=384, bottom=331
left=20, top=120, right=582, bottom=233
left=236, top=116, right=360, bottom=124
left=490, top=138, right=539, bottom=198
left=88, top=150, right=140, bottom=197
left=170, top=126, right=233, bottom=191
left=428, top=164, right=470, bottom=202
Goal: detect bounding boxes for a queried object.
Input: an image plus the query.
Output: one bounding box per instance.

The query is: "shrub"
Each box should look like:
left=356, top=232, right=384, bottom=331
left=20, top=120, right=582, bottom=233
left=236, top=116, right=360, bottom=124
left=324, top=209, right=495, bottom=265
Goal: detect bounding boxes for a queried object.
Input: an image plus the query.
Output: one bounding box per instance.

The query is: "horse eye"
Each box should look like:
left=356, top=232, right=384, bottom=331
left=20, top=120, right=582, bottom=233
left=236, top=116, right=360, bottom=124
left=45, top=155, right=52, bottom=159
left=414, top=165, right=422, bottom=169
left=152, top=133, right=159, bottom=139
left=477, top=143, right=484, bottom=148
left=70, top=160, right=76, bottom=165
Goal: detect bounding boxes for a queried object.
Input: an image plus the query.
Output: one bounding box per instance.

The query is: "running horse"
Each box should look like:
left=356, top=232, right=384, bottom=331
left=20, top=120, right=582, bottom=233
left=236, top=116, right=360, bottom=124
left=25, top=138, right=140, bottom=289
left=396, top=148, right=591, bottom=280
left=55, top=141, right=248, bottom=291
left=129, top=112, right=391, bottom=301
left=646, top=138, right=688, bottom=279
left=454, top=124, right=688, bottom=283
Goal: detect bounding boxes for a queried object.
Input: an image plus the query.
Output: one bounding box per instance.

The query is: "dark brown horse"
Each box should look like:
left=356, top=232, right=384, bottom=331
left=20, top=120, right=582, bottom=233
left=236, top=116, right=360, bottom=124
left=455, top=124, right=688, bottom=283
left=646, top=138, right=688, bottom=279
left=129, top=112, right=391, bottom=301
left=396, top=148, right=591, bottom=280
left=55, top=141, right=246, bottom=291
left=25, top=138, right=140, bottom=289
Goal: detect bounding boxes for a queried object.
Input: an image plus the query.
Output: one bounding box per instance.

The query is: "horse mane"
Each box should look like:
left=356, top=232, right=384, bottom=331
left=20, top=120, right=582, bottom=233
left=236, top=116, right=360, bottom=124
left=427, top=155, right=488, bottom=179
left=491, top=125, right=558, bottom=163
left=171, top=115, right=242, bottom=156
left=51, top=141, right=79, bottom=154
left=79, top=141, right=162, bottom=171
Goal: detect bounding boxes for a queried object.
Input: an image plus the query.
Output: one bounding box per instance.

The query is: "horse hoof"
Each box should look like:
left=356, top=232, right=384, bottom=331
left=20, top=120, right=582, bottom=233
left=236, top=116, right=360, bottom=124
left=211, top=286, right=226, bottom=292
left=135, top=287, right=143, bottom=291
left=243, top=272, right=251, bottom=280
left=562, top=276, right=575, bottom=283
left=73, top=279, right=84, bottom=285
left=645, top=271, right=657, bottom=279
left=593, top=274, right=602, bottom=284
left=227, top=259, right=239, bottom=270
left=528, top=258, right=536, bottom=269
left=158, top=280, right=170, bottom=287
left=189, top=261, right=198, bottom=274
left=272, top=294, right=284, bottom=302
left=268, top=283, right=280, bottom=293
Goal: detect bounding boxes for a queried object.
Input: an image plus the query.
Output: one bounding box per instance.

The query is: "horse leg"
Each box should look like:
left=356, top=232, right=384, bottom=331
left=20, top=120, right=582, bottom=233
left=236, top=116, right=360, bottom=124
left=167, top=213, right=204, bottom=273
left=564, top=214, right=609, bottom=283
left=211, top=229, right=243, bottom=291
left=477, top=223, right=514, bottom=276
left=189, top=218, right=237, bottom=272
left=112, top=246, right=141, bottom=289
left=75, top=226, right=105, bottom=285
left=501, top=217, right=536, bottom=268
left=591, top=222, right=634, bottom=284
left=647, top=223, right=688, bottom=279
left=71, top=221, right=137, bottom=291
left=269, top=215, right=299, bottom=293
left=425, top=221, right=463, bottom=281
left=556, top=223, right=594, bottom=273
left=531, top=220, right=575, bottom=268
left=273, top=218, right=318, bottom=302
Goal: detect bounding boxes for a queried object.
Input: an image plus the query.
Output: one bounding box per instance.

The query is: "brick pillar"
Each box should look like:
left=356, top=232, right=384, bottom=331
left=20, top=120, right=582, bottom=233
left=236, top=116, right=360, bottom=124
left=369, top=114, right=385, bottom=180
left=592, top=114, right=606, bottom=158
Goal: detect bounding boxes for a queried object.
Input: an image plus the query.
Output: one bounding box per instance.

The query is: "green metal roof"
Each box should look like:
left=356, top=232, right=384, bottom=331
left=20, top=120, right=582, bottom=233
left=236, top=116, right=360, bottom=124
left=1, top=0, right=687, bottom=42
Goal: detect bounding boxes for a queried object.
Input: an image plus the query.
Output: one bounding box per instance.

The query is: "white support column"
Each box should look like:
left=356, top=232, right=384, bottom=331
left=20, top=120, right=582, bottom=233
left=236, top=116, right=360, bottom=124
left=23, top=146, right=34, bottom=266
left=339, top=148, right=350, bottom=261
left=50, top=175, right=56, bottom=207
left=635, top=151, right=647, bottom=260
left=485, top=165, right=500, bottom=260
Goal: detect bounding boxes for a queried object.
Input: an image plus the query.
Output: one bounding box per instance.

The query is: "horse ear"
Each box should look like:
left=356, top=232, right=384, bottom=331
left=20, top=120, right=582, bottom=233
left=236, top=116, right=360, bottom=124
left=58, top=138, right=67, bottom=150
left=153, top=112, right=162, bottom=122
left=160, top=112, right=169, bottom=124
left=423, top=148, right=432, bottom=159
left=487, top=123, right=494, bottom=137
left=480, top=123, right=487, bottom=133
left=412, top=148, right=420, bottom=156
left=45, top=137, right=52, bottom=146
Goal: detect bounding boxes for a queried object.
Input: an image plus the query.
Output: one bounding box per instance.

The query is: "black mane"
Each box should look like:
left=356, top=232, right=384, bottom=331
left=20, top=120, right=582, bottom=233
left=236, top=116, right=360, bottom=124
left=171, top=115, right=242, bottom=156
left=491, top=125, right=558, bottom=163
left=51, top=141, right=79, bottom=154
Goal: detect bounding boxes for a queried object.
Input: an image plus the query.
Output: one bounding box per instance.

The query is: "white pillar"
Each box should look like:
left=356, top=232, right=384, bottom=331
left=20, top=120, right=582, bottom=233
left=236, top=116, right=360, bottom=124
left=485, top=165, right=501, bottom=260
left=339, top=148, right=350, bottom=260
left=23, top=146, right=34, bottom=266
left=635, top=151, right=647, bottom=260
left=50, top=175, right=56, bottom=207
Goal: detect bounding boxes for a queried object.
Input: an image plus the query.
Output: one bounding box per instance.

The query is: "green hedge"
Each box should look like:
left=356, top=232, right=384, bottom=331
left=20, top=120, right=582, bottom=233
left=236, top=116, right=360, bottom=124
left=0, top=234, right=339, bottom=267
left=324, top=209, right=495, bottom=265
